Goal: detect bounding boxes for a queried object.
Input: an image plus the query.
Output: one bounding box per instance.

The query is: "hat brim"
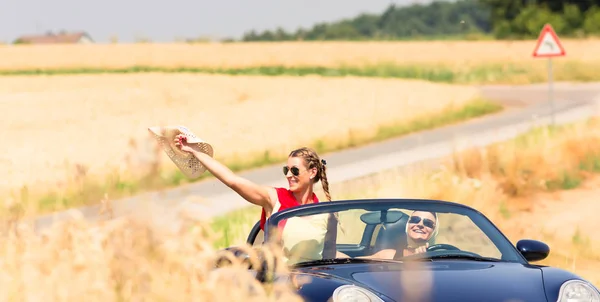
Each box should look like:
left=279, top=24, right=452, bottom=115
left=148, top=126, right=214, bottom=179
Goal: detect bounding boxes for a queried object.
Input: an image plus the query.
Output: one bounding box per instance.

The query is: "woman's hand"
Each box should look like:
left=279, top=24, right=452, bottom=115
left=174, top=134, right=196, bottom=154
left=414, top=242, right=429, bottom=254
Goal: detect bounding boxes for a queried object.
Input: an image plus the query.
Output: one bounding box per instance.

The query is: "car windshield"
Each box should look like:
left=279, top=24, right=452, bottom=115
left=264, top=199, right=526, bottom=266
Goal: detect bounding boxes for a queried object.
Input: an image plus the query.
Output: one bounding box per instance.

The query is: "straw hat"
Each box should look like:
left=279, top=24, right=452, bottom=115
left=148, top=125, right=214, bottom=179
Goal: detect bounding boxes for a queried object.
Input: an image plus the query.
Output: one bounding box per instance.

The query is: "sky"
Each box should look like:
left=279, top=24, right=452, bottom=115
left=1, top=0, right=439, bottom=43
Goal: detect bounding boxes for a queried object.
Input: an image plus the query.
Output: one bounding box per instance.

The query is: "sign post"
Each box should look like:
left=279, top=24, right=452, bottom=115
left=532, top=23, right=566, bottom=126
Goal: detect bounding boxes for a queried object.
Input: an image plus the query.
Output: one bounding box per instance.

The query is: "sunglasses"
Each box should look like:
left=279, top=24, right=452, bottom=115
left=283, top=166, right=301, bottom=176
left=408, top=216, right=436, bottom=229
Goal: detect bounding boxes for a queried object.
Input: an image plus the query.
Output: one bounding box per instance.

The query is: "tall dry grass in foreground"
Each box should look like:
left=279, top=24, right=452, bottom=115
left=0, top=210, right=302, bottom=301
left=1, top=40, right=599, bottom=70
left=0, top=73, right=481, bottom=200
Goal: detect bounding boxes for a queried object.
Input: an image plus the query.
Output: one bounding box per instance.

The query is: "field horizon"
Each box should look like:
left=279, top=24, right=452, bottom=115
left=2, top=39, right=598, bottom=67
left=1, top=39, right=599, bottom=84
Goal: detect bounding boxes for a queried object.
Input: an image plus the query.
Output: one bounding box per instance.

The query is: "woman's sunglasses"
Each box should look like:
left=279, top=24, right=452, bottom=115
left=283, top=166, right=300, bottom=176
left=408, top=216, right=436, bottom=229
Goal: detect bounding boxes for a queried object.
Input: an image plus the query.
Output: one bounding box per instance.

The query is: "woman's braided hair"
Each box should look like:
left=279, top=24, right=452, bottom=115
left=288, top=147, right=331, bottom=201
left=288, top=147, right=345, bottom=234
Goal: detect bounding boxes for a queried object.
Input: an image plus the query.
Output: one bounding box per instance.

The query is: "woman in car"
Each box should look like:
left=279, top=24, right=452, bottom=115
left=175, top=136, right=335, bottom=262
left=337, top=210, right=439, bottom=259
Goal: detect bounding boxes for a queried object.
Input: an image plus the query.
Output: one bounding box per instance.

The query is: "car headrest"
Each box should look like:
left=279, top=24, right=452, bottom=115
left=373, top=213, right=409, bottom=252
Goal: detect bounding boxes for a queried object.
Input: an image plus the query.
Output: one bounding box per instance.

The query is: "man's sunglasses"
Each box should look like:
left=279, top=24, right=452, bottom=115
left=408, top=216, right=436, bottom=229
left=283, top=166, right=301, bottom=176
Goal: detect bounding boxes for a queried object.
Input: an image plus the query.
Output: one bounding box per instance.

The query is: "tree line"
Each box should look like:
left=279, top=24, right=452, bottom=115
left=240, top=0, right=600, bottom=41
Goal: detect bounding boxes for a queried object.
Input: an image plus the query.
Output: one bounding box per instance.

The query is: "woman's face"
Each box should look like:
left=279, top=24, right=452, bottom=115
left=407, top=211, right=436, bottom=242
left=284, top=156, right=316, bottom=192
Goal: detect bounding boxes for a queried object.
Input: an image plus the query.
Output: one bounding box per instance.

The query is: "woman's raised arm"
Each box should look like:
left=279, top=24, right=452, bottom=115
left=175, top=135, right=276, bottom=211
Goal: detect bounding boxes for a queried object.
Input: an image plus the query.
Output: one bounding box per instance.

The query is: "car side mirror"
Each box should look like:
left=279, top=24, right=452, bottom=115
left=516, top=239, right=550, bottom=262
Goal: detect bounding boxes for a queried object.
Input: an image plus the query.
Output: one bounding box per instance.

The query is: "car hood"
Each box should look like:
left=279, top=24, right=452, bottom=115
left=295, top=260, right=548, bottom=302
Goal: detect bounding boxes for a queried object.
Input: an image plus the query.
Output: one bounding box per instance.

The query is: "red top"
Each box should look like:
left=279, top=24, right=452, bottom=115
left=259, top=187, right=320, bottom=231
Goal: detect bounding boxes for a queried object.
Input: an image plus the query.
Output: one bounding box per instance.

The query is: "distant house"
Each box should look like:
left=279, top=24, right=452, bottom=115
left=13, top=31, right=94, bottom=44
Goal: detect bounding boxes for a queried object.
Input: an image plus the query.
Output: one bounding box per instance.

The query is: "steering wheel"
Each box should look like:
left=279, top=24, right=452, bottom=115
left=426, top=243, right=461, bottom=252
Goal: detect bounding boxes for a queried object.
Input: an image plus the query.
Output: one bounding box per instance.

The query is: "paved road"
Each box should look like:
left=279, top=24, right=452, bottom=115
left=31, top=82, right=600, bottom=232
left=476, top=82, right=600, bottom=107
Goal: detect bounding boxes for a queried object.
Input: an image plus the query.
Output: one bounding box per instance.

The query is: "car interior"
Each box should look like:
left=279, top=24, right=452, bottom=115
left=246, top=210, right=427, bottom=259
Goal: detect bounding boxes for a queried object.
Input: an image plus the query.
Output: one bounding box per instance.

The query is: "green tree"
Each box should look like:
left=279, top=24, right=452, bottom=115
left=480, top=0, right=600, bottom=38
left=583, top=5, right=600, bottom=34
left=239, top=0, right=600, bottom=41
left=562, top=3, right=584, bottom=36
left=240, top=0, right=492, bottom=41
left=509, top=4, right=566, bottom=38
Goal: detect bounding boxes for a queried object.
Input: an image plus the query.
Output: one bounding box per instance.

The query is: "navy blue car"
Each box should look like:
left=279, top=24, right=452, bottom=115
left=223, top=198, right=599, bottom=302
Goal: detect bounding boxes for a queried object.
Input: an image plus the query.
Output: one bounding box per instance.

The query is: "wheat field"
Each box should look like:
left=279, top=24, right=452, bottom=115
left=1, top=40, right=599, bottom=70
left=0, top=73, right=481, bottom=197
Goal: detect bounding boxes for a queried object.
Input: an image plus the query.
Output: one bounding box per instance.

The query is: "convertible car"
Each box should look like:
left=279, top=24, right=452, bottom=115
left=220, top=198, right=599, bottom=302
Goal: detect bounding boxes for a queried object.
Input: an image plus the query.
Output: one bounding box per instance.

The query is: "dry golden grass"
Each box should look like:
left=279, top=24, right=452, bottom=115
left=0, top=209, right=303, bottom=301
left=0, top=73, right=480, bottom=197
left=1, top=40, right=600, bottom=70
left=501, top=176, right=600, bottom=287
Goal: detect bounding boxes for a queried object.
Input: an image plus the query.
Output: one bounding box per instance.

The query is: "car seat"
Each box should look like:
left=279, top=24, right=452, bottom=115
left=373, top=213, right=410, bottom=253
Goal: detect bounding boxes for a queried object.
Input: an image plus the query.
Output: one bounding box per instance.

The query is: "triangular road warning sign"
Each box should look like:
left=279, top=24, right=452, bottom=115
left=533, top=24, right=566, bottom=57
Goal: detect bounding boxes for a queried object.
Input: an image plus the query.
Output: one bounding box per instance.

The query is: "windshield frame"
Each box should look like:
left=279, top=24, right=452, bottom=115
left=264, top=198, right=528, bottom=264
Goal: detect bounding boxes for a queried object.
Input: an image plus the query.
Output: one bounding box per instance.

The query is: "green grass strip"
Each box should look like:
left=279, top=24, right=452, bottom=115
left=0, top=64, right=507, bottom=83
left=2, top=62, right=598, bottom=84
